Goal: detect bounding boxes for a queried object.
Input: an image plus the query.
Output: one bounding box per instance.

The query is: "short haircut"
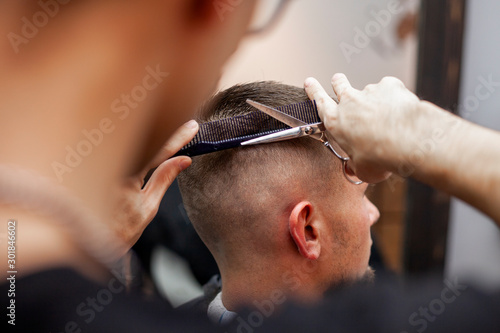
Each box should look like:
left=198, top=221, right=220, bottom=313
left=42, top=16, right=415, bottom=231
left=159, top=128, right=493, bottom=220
left=178, top=82, right=340, bottom=260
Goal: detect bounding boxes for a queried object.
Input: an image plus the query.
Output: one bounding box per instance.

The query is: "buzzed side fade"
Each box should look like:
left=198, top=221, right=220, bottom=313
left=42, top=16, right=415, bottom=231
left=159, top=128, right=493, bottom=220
left=177, top=81, right=340, bottom=261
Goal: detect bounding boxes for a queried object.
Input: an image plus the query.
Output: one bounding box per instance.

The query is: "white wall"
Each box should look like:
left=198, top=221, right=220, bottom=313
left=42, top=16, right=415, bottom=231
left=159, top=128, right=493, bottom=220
left=219, top=0, right=418, bottom=92
left=446, top=0, right=500, bottom=290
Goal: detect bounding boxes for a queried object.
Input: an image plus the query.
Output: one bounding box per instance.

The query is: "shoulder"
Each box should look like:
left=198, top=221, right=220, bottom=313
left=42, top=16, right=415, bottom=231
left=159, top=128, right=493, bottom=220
left=2, top=268, right=215, bottom=332
left=178, top=274, right=222, bottom=314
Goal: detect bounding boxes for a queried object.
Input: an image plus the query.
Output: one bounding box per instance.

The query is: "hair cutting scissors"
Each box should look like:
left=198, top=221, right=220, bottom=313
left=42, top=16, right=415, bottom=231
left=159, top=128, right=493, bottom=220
left=242, top=99, right=363, bottom=185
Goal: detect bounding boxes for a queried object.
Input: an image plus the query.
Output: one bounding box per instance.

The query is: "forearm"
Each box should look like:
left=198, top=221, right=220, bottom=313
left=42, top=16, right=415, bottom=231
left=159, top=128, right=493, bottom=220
left=406, top=101, right=500, bottom=225
left=306, top=74, right=500, bottom=224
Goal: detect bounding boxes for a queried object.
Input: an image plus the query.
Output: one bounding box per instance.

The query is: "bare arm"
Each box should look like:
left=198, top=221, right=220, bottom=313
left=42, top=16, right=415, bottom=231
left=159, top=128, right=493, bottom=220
left=413, top=102, right=500, bottom=224
left=304, top=74, right=500, bottom=226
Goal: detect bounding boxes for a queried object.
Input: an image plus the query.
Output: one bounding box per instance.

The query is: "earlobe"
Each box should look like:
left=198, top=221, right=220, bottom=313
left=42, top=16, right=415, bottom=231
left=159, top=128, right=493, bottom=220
left=288, top=201, right=321, bottom=260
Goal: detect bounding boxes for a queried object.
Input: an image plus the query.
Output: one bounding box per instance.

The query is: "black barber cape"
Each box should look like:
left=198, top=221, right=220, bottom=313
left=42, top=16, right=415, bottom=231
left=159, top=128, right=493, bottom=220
left=2, top=268, right=500, bottom=332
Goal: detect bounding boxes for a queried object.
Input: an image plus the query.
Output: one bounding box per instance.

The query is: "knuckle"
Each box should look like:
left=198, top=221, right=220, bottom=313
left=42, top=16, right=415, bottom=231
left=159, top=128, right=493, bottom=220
left=316, top=95, right=330, bottom=107
left=339, top=88, right=355, bottom=101
left=364, top=83, right=376, bottom=92
left=380, top=76, right=404, bottom=87
left=324, top=112, right=337, bottom=128
left=312, top=87, right=326, bottom=101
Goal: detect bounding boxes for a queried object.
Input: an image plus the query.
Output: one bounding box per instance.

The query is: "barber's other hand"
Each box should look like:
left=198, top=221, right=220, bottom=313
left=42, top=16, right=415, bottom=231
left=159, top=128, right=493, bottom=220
left=304, top=74, right=421, bottom=183
left=112, top=120, right=198, bottom=250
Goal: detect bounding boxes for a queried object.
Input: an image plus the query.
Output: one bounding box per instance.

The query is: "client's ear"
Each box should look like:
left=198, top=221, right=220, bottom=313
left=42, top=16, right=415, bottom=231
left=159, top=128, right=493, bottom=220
left=288, top=201, right=321, bottom=260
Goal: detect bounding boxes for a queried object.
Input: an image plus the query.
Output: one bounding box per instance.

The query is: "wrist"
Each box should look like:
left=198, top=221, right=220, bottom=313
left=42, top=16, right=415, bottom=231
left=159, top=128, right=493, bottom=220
left=405, top=101, right=463, bottom=183
left=393, top=100, right=457, bottom=180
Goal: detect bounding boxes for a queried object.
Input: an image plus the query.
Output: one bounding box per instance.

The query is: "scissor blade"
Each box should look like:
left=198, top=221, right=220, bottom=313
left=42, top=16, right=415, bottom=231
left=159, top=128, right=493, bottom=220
left=246, top=99, right=306, bottom=127
left=241, top=127, right=303, bottom=146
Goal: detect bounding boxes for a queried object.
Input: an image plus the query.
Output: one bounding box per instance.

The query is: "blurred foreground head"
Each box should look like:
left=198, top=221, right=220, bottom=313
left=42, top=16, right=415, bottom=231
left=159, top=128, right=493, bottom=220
left=0, top=0, right=256, bottom=181
left=0, top=1, right=256, bottom=278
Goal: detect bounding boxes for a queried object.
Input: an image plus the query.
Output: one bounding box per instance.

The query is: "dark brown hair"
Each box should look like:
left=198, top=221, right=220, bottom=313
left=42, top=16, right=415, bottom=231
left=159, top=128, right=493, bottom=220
left=178, top=82, right=338, bottom=256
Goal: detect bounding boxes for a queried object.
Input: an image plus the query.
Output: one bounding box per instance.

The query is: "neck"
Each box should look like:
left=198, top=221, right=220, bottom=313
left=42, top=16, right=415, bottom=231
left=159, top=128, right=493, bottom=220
left=0, top=166, right=126, bottom=281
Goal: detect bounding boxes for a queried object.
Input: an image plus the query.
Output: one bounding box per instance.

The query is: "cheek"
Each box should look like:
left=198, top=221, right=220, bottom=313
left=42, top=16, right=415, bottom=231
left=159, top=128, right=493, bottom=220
left=344, top=207, right=373, bottom=270
left=328, top=214, right=369, bottom=258
left=342, top=201, right=372, bottom=244
left=355, top=206, right=373, bottom=248
left=323, top=193, right=373, bottom=273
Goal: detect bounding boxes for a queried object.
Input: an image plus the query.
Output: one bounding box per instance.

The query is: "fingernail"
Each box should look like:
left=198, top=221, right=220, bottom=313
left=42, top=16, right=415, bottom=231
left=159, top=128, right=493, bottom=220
left=304, top=77, right=315, bottom=88
left=185, top=120, right=198, bottom=129
left=179, top=158, right=192, bottom=171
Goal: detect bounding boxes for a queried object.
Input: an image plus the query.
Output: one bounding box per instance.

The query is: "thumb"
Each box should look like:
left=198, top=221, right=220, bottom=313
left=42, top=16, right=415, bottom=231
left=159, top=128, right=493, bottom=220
left=304, top=77, right=338, bottom=126
left=142, top=156, right=191, bottom=216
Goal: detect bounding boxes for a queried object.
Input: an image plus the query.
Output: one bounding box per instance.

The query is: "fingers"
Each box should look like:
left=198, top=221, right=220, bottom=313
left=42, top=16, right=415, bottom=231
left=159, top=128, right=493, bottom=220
left=147, top=120, right=199, bottom=172
left=331, top=73, right=355, bottom=99
left=304, top=77, right=338, bottom=122
left=142, top=156, right=192, bottom=218
left=352, top=162, right=392, bottom=184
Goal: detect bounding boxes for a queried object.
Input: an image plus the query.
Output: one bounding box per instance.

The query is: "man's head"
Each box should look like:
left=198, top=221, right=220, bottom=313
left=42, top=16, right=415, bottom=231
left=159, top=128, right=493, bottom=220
left=178, top=82, right=379, bottom=305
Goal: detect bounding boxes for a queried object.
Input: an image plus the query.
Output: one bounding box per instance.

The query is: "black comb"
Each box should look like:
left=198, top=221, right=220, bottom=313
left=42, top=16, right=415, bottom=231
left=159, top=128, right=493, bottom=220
left=174, top=100, right=320, bottom=157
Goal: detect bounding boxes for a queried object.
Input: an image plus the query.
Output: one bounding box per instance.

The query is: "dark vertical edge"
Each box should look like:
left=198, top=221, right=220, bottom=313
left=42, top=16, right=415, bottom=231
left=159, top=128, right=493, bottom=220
left=403, top=0, right=466, bottom=277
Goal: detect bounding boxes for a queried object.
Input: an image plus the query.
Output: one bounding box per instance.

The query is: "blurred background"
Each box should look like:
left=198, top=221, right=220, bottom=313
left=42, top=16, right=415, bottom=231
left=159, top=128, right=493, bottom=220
left=134, top=0, right=500, bottom=306
left=219, top=0, right=418, bottom=95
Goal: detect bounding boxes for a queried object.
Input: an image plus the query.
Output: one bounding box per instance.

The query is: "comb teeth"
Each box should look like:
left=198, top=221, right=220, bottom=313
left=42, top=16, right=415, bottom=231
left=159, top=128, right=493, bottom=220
left=184, top=109, right=275, bottom=147
left=278, top=100, right=320, bottom=124
left=176, top=100, right=320, bottom=157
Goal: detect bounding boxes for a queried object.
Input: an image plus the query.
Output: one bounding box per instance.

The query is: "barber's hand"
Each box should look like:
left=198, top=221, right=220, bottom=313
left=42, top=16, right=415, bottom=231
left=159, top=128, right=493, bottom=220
left=112, top=120, right=198, bottom=250
left=304, top=74, right=422, bottom=183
